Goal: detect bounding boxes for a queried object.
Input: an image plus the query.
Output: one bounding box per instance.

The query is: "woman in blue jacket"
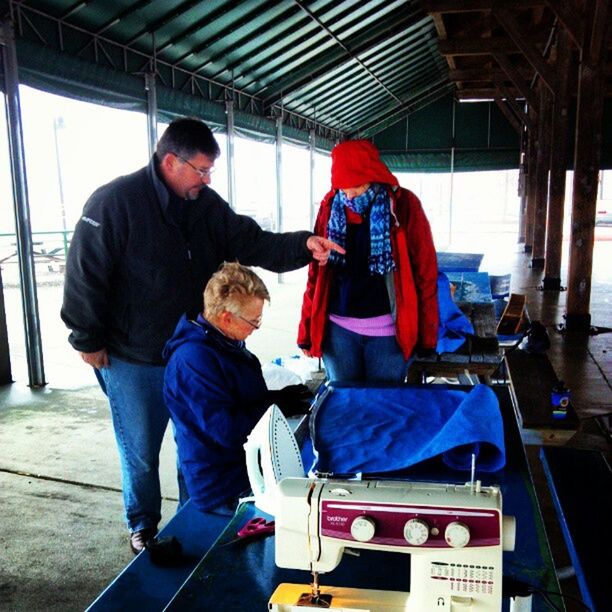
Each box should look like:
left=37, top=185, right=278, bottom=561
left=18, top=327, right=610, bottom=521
left=163, top=262, right=310, bottom=514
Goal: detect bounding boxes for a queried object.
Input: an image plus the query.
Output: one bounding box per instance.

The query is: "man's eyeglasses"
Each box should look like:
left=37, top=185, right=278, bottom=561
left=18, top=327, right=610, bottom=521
left=175, top=154, right=215, bottom=179
left=234, top=313, right=262, bottom=330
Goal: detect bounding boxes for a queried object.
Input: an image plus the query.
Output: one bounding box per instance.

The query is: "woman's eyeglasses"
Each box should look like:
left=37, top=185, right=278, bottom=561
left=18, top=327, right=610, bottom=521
left=234, top=313, right=262, bottom=329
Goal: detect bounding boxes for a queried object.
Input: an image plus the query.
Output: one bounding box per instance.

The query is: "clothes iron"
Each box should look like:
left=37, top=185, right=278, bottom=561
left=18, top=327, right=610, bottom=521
left=243, top=404, right=305, bottom=516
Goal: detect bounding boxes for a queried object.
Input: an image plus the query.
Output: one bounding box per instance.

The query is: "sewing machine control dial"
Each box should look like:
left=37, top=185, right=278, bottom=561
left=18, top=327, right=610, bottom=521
left=350, top=516, right=376, bottom=542
left=445, top=521, right=471, bottom=548
left=403, top=518, right=429, bottom=545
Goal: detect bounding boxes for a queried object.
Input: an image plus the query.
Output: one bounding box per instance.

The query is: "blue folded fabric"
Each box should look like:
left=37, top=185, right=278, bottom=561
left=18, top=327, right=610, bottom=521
left=437, top=272, right=475, bottom=353
left=310, top=384, right=505, bottom=475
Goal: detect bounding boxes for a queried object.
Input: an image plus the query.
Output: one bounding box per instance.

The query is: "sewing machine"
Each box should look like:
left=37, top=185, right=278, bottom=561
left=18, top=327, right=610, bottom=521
left=270, top=477, right=516, bottom=611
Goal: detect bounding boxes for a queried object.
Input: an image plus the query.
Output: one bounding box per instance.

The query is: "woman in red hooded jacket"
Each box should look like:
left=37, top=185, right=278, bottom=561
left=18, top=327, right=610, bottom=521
left=298, top=140, right=439, bottom=383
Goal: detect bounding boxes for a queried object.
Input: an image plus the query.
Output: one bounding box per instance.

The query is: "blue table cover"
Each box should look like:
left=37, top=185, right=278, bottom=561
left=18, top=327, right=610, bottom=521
left=446, top=271, right=493, bottom=303
left=161, top=386, right=560, bottom=612
left=309, top=384, right=505, bottom=476
left=437, top=272, right=474, bottom=353
left=88, top=500, right=230, bottom=611
left=436, top=251, right=484, bottom=273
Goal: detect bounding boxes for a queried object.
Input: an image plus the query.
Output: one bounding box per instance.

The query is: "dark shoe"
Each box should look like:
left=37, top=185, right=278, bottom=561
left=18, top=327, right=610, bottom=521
left=146, top=536, right=189, bottom=567
left=129, top=527, right=157, bottom=555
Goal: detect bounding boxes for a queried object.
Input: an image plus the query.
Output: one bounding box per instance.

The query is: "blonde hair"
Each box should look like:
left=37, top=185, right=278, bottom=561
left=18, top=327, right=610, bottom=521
left=203, top=262, right=270, bottom=318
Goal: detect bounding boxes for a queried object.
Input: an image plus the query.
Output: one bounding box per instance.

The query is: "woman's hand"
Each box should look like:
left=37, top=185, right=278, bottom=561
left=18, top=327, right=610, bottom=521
left=268, top=384, right=314, bottom=417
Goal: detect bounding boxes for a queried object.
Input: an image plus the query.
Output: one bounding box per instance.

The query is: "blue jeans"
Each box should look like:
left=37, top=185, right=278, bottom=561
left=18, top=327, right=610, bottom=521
left=98, top=356, right=187, bottom=532
left=322, top=321, right=409, bottom=384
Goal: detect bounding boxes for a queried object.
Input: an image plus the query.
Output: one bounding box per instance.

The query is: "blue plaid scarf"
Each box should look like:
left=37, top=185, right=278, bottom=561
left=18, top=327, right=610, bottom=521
left=327, top=184, right=395, bottom=275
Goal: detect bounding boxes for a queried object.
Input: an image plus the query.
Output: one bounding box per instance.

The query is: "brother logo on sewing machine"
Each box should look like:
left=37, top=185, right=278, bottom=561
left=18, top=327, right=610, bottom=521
left=270, top=478, right=516, bottom=612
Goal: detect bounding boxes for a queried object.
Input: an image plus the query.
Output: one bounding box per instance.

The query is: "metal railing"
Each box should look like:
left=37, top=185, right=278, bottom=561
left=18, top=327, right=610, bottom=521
left=0, top=230, right=72, bottom=265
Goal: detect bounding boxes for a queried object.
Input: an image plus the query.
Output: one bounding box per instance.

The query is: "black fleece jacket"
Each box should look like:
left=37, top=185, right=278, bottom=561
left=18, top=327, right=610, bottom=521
left=61, top=157, right=312, bottom=365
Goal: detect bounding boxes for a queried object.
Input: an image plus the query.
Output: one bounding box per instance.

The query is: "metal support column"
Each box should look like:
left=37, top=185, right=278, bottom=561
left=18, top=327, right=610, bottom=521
left=517, top=130, right=528, bottom=244
left=448, top=99, right=456, bottom=248
left=1, top=19, right=46, bottom=387
left=225, top=100, right=236, bottom=209
left=53, top=116, right=69, bottom=259
left=144, top=72, right=158, bottom=158
left=275, top=116, right=283, bottom=283
left=309, top=129, right=316, bottom=230
left=0, top=266, right=12, bottom=385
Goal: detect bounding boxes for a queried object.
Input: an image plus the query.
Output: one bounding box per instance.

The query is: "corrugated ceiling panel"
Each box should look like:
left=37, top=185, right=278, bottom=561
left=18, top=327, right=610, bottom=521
left=7, top=0, right=450, bottom=138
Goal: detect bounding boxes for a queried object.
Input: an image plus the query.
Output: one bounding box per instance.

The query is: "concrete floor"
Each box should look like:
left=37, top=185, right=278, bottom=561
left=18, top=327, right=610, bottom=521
left=0, top=268, right=313, bottom=611
left=0, top=236, right=610, bottom=611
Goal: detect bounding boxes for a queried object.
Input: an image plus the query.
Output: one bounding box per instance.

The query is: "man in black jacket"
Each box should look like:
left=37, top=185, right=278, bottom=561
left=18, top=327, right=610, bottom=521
left=61, top=117, right=340, bottom=553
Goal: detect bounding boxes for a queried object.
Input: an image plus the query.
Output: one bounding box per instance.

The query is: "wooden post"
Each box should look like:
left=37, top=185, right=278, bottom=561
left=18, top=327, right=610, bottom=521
left=531, top=83, right=552, bottom=269
left=565, top=4, right=609, bottom=331
left=543, top=30, right=572, bottom=290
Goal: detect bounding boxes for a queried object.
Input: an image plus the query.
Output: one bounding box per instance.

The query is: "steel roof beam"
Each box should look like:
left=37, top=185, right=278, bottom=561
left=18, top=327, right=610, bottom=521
left=291, top=0, right=402, bottom=104
left=270, top=21, right=432, bottom=104
left=190, top=3, right=302, bottom=75
left=260, top=12, right=431, bottom=104
left=154, top=1, right=250, bottom=57
left=336, top=69, right=443, bottom=128
left=124, top=0, right=203, bottom=47
left=355, top=81, right=453, bottom=138
left=322, top=70, right=440, bottom=132
left=262, top=16, right=425, bottom=101
left=287, top=42, right=434, bottom=113
left=60, top=2, right=89, bottom=21
left=208, top=0, right=357, bottom=83
left=171, top=0, right=281, bottom=67
left=94, top=0, right=155, bottom=37
left=282, top=30, right=431, bottom=104
left=236, top=1, right=412, bottom=93
left=305, top=62, right=441, bottom=126
left=292, top=61, right=446, bottom=129
left=10, top=2, right=345, bottom=141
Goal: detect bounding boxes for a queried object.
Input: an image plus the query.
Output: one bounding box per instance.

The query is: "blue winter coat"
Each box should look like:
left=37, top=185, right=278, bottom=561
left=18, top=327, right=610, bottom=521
left=163, top=314, right=270, bottom=511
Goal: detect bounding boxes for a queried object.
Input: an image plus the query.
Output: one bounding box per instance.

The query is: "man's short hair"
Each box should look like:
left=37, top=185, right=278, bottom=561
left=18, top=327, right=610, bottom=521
left=204, top=262, right=270, bottom=319
left=157, top=117, right=221, bottom=160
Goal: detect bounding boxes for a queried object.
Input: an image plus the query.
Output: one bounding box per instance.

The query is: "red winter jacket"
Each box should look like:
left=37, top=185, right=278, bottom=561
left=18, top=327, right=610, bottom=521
left=298, top=186, right=439, bottom=359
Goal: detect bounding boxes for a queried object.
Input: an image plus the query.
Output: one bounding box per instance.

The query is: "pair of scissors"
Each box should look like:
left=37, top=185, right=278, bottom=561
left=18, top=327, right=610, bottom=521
left=236, top=517, right=275, bottom=540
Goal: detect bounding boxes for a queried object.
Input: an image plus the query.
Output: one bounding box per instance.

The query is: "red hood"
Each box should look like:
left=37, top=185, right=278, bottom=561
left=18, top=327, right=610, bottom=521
left=331, top=140, right=399, bottom=189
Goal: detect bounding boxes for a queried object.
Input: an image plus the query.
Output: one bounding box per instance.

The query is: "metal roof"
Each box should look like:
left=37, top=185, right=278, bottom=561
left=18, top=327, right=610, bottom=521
left=3, top=0, right=453, bottom=139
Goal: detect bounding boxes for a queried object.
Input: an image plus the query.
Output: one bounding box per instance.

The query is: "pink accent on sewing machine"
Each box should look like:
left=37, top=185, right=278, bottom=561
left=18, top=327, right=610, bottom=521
left=320, top=500, right=501, bottom=547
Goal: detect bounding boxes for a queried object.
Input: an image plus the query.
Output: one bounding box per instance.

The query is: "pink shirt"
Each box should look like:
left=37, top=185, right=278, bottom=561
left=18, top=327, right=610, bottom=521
left=328, top=313, right=395, bottom=337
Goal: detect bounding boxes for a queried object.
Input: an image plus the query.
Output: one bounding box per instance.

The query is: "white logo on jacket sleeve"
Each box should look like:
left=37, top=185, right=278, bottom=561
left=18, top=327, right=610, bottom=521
left=81, top=216, right=101, bottom=227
